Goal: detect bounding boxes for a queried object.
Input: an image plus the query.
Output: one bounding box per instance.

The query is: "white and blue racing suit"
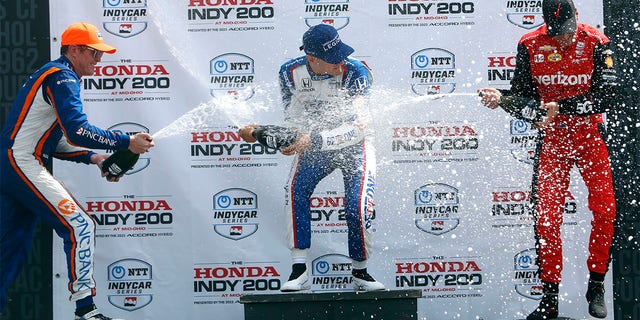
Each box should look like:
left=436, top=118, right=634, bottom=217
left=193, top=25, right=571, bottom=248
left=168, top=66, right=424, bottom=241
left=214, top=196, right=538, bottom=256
left=279, top=56, right=376, bottom=262
left=0, top=56, right=130, bottom=311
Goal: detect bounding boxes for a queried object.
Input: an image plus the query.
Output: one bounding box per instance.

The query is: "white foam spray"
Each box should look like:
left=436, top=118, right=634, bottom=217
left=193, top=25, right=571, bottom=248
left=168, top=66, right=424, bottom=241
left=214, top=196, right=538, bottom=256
left=151, top=87, right=481, bottom=140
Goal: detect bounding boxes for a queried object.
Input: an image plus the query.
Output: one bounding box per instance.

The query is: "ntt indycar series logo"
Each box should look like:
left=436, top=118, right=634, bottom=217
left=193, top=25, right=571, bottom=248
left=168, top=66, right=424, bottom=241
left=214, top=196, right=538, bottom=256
left=505, top=0, right=543, bottom=29
left=311, top=254, right=353, bottom=291
left=210, top=53, right=255, bottom=99
left=304, top=0, right=350, bottom=30
left=508, top=119, right=537, bottom=165
left=102, top=0, right=148, bottom=38
left=107, top=122, right=151, bottom=175
left=107, top=259, right=154, bottom=311
left=414, top=183, right=460, bottom=235
left=514, top=248, right=542, bottom=299
left=212, top=188, right=260, bottom=240
left=410, top=48, right=456, bottom=96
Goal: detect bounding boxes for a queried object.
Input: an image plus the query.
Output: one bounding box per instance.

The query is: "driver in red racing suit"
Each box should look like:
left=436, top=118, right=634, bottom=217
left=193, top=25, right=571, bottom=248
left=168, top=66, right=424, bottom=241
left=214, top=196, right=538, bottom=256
left=478, top=0, right=619, bottom=319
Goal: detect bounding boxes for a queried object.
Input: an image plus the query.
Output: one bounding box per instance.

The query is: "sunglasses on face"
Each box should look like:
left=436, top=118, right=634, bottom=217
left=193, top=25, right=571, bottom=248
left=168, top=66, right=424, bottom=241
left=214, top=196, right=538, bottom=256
left=82, top=46, right=104, bottom=59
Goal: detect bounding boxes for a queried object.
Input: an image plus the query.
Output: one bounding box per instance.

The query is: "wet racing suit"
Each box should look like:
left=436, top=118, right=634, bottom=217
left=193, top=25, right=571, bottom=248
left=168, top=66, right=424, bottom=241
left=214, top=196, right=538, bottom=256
left=499, top=23, right=619, bottom=284
left=0, top=55, right=130, bottom=311
left=279, top=56, right=375, bottom=262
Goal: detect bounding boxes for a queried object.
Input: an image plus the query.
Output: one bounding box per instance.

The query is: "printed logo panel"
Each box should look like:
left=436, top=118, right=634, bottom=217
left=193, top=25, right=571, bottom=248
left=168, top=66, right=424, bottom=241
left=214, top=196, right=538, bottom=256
left=303, top=0, right=351, bottom=30
left=107, top=259, right=154, bottom=311
left=395, top=256, right=486, bottom=299
left=212, top=188, right=260, bottom=240
left=87, top=196, right=176, bottom=238
left=414, top=183, right=460, bottom=235
left=193, top=261, right=283, bottom=303
left=209, top=53, right=255, bottom=99
left=505, top=1, right=543, bottom=29
left=410, top=48, right=456, bottom=96
left=387, top=1, right=477, bottom=29
left=102, top=0, right=149, bottom=38
left=513, top=248, right=542, bottom=300
left=311, top=253, right=353, bottom=292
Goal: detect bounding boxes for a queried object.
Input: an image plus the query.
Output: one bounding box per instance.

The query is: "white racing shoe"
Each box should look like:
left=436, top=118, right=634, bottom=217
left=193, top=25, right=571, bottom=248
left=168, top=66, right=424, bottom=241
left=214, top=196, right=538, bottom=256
left=281, top=264, right=311, bottom=292
left=352, top=269, right=386, bottom=292
left=75, top=305, right=124, bottom=320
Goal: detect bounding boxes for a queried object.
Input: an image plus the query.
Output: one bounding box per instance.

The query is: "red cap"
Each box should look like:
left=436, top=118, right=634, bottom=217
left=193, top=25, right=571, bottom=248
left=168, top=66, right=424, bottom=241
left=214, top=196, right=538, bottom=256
left=61, top=22, right=117, bottom=54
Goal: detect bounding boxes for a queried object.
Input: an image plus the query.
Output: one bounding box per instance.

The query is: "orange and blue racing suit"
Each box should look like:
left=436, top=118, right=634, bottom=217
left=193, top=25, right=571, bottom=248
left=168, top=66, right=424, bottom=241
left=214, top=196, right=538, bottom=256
left=0, top=56, right=130, bottom=312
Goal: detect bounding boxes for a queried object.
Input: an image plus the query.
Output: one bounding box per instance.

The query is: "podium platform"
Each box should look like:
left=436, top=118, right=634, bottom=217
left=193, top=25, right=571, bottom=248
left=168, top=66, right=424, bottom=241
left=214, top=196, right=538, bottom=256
left=239, top=289, right=422, bottom=320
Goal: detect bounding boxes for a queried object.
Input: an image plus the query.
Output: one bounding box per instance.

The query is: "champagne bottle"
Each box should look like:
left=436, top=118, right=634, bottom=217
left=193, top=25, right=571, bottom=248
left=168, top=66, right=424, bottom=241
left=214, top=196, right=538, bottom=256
left=101, top=149, right=140, bottom=179
left=252, top=125, right=299, bottom=149
left=500, top=96, right=543, bottom=122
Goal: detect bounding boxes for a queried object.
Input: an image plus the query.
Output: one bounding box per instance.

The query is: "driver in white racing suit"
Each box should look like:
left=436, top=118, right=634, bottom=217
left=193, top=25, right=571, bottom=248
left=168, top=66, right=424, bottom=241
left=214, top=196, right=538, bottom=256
left=239, top=24, right=384, bottom=292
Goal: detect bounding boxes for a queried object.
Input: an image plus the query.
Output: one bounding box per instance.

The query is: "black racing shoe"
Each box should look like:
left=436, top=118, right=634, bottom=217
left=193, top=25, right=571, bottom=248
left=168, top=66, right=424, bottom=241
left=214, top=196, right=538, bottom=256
left=586, top=280, right=607, bottom=318
left=526, top=294, right=559, bottom=320
left=75, top=304, right=124, bottom=320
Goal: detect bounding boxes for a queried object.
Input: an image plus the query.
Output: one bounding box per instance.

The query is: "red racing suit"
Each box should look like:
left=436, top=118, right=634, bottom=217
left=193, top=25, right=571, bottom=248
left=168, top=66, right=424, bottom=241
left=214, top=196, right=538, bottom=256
left=500, top=23, right=619, bottom=284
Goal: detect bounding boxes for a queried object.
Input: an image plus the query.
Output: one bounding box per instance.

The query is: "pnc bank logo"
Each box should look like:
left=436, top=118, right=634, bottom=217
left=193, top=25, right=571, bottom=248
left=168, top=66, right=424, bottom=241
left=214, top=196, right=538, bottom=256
left=57, top=199, right=77, bottom=215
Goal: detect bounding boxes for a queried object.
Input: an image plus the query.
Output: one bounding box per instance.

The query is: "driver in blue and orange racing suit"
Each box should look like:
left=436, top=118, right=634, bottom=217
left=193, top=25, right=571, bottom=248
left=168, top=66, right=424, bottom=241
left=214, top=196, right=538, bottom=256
left=0, top=22, right=153, bottom=320
left=239, top=24, right=385, bottom=292
left=478, top=0, right=619, bottom=319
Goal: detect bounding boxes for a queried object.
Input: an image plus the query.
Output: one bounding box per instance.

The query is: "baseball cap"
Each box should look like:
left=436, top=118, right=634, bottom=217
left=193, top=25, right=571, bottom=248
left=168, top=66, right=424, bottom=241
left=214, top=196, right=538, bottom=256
left=542, top=0, right=577, bottom=36
left=61, top=22, right=117, bottom=54
left=300, top=24, right=354, bottom=64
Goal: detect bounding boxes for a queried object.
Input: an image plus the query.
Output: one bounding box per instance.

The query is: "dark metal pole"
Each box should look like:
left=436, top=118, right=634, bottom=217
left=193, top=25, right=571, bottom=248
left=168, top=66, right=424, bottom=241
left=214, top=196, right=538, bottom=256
left=0, top=1, right=53, bottom=319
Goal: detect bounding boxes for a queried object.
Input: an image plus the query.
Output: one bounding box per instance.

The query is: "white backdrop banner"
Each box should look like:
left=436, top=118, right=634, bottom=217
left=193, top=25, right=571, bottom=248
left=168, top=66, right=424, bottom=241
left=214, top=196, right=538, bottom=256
left=50, top=1, right=611, bottom=319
